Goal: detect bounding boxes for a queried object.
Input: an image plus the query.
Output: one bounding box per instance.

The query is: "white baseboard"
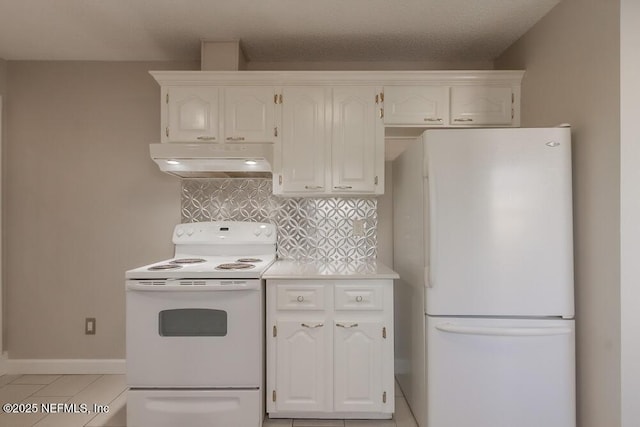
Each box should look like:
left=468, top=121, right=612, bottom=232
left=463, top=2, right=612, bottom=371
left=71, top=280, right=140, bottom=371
left=0, top=357, right=125, bottom=375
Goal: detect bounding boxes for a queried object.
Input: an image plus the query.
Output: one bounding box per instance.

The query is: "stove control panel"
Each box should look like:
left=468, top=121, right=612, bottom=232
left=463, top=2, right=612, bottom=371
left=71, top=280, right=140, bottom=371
left=172, top=221, right=277, bottom=244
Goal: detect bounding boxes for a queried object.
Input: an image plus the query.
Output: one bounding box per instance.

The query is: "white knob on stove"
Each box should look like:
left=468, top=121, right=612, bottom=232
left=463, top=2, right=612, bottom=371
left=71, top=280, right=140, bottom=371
left=176, top=228, right=184, bottom=237
left=186, top=228, right=194, bottom=236
left=254, top=228, right=262, bottom=236
left=265, top=228, right=273, bottom=237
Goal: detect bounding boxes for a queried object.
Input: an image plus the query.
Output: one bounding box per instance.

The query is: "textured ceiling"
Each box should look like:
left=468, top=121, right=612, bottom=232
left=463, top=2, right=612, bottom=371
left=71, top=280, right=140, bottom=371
left=0, top=0, right=560, bottom=62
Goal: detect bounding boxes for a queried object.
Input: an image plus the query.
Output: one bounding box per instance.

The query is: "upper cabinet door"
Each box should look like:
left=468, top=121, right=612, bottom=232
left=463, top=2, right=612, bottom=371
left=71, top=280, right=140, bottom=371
left=277, top=87, right=329, bottom=194
left=224, top=86, right=276, bottom=142
left=165, top=87, right=220, bottom=143
left=332, top=86, right=382, bottom=194
left=450, top=86, right=514, bottom=126
left=384, top=86, right=448, bottom=126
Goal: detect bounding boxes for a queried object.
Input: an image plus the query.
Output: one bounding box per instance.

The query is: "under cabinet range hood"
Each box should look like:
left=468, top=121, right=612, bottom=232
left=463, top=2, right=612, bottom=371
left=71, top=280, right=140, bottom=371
left=150, top=143, right=273, bottom=178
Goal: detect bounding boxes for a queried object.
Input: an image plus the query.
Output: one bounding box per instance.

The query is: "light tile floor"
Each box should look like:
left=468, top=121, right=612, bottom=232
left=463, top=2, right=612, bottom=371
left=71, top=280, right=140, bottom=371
left=0, top=375, right=418, bottom=427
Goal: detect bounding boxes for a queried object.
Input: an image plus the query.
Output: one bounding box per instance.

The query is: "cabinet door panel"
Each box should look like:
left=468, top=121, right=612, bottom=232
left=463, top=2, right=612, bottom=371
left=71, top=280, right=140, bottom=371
left=450, top=86, right=513, bottom=126
left=333, top=320, right=383, bottom=412
left=167, top=87, right=219, bottom=142
left=279, top=87, right=328, bottom=193
left=384, top=86, right=447, bottom=125
left=332, top=86, right=379, bottom=193
left=224, top=86, right=275, bottom=142
left=275, top=320, right=329, bottom=412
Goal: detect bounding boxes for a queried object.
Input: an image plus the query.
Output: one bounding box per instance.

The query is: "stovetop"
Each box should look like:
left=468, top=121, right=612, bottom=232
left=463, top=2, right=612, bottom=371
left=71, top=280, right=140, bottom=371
left=125, top=254, right=276, bottom=279
left=125, top=221, right=277, bottom=280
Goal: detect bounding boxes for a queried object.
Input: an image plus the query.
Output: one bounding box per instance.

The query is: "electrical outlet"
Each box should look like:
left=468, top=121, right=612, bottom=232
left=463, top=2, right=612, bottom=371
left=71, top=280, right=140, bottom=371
left=85, top=318, right=96, bottom=335
left=353, top=219, right=365, bottom=237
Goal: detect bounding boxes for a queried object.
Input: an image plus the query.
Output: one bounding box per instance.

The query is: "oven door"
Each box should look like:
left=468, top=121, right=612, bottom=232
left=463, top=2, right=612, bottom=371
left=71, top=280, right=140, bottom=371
left=126, top=279, right=263, bottom=388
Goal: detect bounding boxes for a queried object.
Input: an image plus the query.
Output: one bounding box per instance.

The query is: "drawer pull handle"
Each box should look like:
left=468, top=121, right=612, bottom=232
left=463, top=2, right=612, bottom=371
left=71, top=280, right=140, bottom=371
left=226, top=136, right=246, bottom=141
left=355, top=296, right=363, bottom=302
left=196, top=136, right=217, bottom=141
left=296, top=295, right=305, bottom=302
left=334, top=186, right=353, bottom=190
left=301, top=323, right=324, bottom=328
left=424, top=118, right=443, bottom=122
left=336, top=323, right=359, bottom=328
left=453, top=118, right=474, bottom=122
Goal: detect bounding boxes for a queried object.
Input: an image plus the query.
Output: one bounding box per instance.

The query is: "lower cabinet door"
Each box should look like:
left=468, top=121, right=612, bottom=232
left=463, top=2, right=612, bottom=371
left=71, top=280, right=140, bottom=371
left=275, top=319, right=330, bottom=412
left=127, top=389, right=261, bottom=427
left=333, top=320, right=384, bottom=412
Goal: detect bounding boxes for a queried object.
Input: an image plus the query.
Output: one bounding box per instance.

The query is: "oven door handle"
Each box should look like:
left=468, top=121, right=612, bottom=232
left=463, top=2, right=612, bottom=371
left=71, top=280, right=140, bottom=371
left=126, top=280, right=261, bottom=291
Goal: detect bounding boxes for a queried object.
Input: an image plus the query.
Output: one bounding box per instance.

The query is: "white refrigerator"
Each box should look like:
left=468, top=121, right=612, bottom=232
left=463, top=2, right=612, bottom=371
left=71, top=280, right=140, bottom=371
left=393, top=128, right=576, bottom=427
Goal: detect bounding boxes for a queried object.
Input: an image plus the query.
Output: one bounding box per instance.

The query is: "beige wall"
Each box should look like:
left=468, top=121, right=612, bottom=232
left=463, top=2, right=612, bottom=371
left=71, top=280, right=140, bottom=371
left=495, top=1, right=621, bottom=426
left=0, top=59, right=6, bottom=94
left=620, top=1, right=640, bottom=425
left=0, top=57, right=5, bottom=354
left=4, top=61, right=196, bottom=358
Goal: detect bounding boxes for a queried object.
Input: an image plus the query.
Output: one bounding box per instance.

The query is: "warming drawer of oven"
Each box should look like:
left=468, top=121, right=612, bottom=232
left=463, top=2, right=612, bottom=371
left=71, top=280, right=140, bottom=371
left=126, top=279, right=261, bottom=291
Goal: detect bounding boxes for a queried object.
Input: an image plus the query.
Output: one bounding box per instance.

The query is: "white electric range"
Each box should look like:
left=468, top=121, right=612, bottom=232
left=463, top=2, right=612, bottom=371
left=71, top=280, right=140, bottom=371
left=125, top=221, right=276, bottom=427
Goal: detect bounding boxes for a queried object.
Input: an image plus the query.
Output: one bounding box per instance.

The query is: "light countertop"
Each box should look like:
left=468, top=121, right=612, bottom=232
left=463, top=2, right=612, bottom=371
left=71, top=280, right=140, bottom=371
left=263, top=259, right=399, bottom=280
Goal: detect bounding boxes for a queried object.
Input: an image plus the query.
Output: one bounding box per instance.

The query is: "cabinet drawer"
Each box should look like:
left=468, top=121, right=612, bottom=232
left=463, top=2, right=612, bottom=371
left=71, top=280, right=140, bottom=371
left=334, top=285, right=383, bottom=311
left=277, top=285, right=325, bottom=310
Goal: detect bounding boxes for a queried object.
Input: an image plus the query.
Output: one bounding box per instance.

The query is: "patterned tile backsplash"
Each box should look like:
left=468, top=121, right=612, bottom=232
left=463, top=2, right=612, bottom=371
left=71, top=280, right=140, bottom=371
left=181, top=179, right=377, bottom=260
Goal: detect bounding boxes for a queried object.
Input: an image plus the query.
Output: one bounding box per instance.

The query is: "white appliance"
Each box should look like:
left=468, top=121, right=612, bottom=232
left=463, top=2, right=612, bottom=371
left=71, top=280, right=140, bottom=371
left=150, top=142, right=273, bottom=178
left=125, top=221, right=277, bottom=427
left=393, top=128, right=575, bottom=427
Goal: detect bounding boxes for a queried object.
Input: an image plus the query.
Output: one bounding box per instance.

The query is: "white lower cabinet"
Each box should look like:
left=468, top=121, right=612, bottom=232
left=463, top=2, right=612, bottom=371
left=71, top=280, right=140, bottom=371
left=267, top=279, right=394, bottom=419
left=274, top=319, right=330, bottom=412
left=333, top=320, right=385, bottom=413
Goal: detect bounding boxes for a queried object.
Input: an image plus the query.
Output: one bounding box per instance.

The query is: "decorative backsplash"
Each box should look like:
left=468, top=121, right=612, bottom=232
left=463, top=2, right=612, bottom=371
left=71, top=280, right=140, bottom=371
left=181, top=179, right=377, bottom=260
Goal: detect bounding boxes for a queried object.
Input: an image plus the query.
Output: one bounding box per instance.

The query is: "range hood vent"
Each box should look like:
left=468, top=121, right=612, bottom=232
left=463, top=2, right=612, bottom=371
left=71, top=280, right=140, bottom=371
left=150, top=143, right=273, bottom=179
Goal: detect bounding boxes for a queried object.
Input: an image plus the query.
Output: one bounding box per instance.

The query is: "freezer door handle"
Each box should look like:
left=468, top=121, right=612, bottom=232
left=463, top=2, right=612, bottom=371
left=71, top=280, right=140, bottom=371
left=435, top=322, right=572, bottom=337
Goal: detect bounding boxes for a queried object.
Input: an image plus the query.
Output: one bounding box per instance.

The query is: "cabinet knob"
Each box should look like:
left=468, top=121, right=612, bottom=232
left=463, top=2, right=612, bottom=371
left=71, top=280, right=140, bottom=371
left=296, top=295, right=305, bottom=302
left=355, top=295, right=363, bottom=302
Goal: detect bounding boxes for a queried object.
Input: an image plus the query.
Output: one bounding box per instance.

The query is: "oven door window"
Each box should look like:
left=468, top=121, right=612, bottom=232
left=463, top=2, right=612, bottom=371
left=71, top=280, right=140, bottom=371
left=158, top=309, right=227, bottom=337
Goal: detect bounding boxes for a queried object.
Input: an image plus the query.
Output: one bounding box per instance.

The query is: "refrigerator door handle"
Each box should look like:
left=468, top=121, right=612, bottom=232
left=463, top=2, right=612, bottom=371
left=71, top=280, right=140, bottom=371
left=435, top=322, right=572, bottom=337
left=424, top=266, right=432, bottom=288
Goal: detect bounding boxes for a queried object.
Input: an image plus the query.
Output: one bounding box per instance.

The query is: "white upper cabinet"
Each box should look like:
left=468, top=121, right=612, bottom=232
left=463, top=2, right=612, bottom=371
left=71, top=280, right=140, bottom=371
left=224, top=86, right=277, bottom=142
left=331, top=86, right=383, bottom=194
left=383, top=86, right=448, bottom=126
left=450, top=86, right=514, bottom=126
left=163, top=85, right=277, bottom=143
left=164, top=86, right=220, bottom=143
left=277, top=87, right=329, bottom=194
left=273, top=86, right=384, bottom=197
left=150, top=70, right=523, bottom=195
